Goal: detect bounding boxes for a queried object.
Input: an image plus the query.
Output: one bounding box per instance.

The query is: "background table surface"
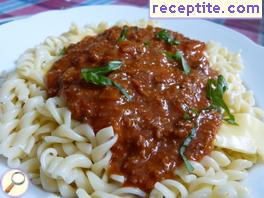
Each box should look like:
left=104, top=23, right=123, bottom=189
left=0, top=0, right=263, bottom=46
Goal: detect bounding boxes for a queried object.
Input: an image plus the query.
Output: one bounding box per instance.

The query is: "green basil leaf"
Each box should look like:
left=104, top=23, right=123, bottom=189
left=224, top=114, right=239, bottom=125
left=181, top=154, right=194, bottom=173
left=179, top=127, right=197, bottom=172
left=190, top=108, right=199, bottom=116
left=156, top=29, right=180, bottom=45
left=183, top=112, right=191, bottom=120
left=59, top=47, right=66, bottom=56
left=118, top=26, right=128, bottom=42
left=164, top=51, right=191, bottom=74
left=81, top=61, right=131, bottom=100
left=112, top=81, right=131, bottom=101
left=144, top=40, right=151, bottom=46
left=206, top=75, right=238, bottom=125
left=81, top=61, right=122, bottom=76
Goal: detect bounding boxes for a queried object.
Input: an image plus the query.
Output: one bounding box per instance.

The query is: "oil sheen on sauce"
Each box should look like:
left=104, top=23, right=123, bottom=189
left=46, top=26, right=222, bottom=192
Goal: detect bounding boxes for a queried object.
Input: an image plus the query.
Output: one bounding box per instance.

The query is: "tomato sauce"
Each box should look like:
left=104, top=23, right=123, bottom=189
left=46, top=26, right=222, bottom=192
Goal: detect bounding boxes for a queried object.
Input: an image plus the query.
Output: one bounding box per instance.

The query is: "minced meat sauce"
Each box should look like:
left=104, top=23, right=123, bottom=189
left=46, top=25, right=222, bottom=192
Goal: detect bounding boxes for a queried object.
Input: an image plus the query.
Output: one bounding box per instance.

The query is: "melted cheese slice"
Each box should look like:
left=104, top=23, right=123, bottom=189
left=215, top=113, right=264, bottom=159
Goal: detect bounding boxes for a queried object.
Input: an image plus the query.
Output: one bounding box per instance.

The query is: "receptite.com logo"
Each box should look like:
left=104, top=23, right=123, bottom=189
left=1, top=169, right=29, bottom=197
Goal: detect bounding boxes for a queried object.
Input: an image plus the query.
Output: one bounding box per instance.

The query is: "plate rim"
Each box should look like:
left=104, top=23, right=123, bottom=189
left=0, top=5, right=263, bottom=51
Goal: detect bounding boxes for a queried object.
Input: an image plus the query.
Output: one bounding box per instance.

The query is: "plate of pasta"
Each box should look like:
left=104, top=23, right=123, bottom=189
left=0, top=5, right=264, bottom=198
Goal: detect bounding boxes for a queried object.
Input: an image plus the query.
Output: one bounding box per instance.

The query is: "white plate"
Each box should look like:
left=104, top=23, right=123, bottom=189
left=0, top=5, right=263, bottom=198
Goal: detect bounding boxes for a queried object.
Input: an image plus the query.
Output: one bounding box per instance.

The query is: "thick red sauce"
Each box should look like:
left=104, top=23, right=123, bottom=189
left=46, top=26, right=222, bottom=192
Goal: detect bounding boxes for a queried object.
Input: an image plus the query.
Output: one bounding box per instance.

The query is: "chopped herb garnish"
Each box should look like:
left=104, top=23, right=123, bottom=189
left=179, top=76, right=237, bottom=172
left=190, top=108, right=199, bottom=116
left=224, top=115, right=237, bottom=125
left=81, top=61, right=122, bottom=76
left=156, top=29, right=180, bottom=45
left=118, top=26, right=128, bottom=42
left=180, top=127, right=197, bottom=172
left=133, top=26, right=139, bottom=31
left=206, top=75, right=238, bottom=125
left=164, top=51, right=191, bottom=74
left=59, top=47, right=66, bottom=56
left=183, top=112, right=191, bottom=120
left=183, top=108, right=199, bottom=120
left=81, top=61, right=131, bottom=100
left=144, top=40, right=151, bottom=46
left=112, top=81, right=131, bottom=101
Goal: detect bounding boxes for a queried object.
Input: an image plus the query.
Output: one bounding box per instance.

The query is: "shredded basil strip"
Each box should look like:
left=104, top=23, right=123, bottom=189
left=206, top=75, right=238, bottom=125
left=183, top=107, right=199, bottom=121
left=183, top=112, right=191, bottom=120
left=81, top=61, right=131, bottom=100
left=164, top=51, right=191, bottom=74
left=156, top=29, right=180, bottom=45
left=112, top=81, right=131, bottom=100
left=179, top=127, right=197, bottom=172
left=144, top=40, right=151, bottom=46
left=118, top=26, right=128, bottom=42
left=82, top=61, right=122, bottom=75
left=189, top=108, right=199, bottom=117
left=59, top=47, right=66, bottom=56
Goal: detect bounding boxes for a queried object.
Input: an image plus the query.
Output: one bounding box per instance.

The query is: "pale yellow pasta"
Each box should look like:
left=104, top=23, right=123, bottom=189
left=112, top=187, right=146, bottom=197
left=110, top=174, right=126, bottom=184
left=58, top=179, right=76, bottom=197
left=76, top=188, right=92, bottom=198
